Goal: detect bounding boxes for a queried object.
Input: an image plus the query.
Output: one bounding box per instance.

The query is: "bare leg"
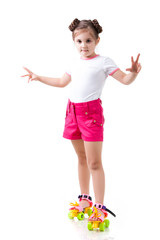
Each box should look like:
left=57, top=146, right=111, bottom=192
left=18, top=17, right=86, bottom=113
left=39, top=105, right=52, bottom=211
left=71, top=140, right=90, bottom=207
left=84, top=141, right=105, bottom=205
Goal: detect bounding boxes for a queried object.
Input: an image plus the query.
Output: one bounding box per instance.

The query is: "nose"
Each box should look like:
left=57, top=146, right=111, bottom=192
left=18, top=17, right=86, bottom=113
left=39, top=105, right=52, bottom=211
left=81, top=41, right=87, bottom=47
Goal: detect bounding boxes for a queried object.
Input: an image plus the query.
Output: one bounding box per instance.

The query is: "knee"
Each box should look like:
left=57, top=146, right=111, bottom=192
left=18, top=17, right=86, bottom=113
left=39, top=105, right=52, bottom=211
left=88, top=159, right=102, bottom=171
left=78, top=152, right=87, bottom=165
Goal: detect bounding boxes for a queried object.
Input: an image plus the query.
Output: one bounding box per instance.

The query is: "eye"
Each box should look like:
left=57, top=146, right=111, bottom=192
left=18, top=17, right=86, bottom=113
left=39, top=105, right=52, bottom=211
left=77, top=39, right=82, bottom=43
left=86, top=39, right=91, bottom=43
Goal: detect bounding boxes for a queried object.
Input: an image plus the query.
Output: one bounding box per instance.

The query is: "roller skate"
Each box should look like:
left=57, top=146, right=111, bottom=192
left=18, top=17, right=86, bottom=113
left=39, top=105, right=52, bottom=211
left=88, top=203, right=116, bottom=231
left=68, top=194, right=93, bottom=221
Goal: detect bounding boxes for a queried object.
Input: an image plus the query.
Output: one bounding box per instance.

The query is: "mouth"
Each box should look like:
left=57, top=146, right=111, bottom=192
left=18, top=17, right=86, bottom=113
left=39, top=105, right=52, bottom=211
left=81, top=50, right=88, bottom=52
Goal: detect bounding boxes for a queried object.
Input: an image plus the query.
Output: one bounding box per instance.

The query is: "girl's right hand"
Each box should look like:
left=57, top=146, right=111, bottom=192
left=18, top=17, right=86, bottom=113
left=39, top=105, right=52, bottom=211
left=21, top=67, right=39, bottom=83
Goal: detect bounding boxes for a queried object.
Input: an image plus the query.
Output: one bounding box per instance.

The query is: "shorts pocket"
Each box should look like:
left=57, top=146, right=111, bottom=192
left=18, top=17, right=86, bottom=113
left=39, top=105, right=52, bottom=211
left=85, top=115, right=105, bottom=128
left=65, top=109, right=73, bottom=126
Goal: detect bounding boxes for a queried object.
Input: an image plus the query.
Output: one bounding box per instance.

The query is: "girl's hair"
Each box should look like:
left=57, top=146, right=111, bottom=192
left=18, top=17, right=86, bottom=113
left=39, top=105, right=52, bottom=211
left=68, top=18, right=103, bottom=40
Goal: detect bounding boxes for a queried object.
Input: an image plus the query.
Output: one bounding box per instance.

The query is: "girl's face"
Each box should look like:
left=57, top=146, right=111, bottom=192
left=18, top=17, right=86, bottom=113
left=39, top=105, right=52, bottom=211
left=74, top=30, right=100, bottom=59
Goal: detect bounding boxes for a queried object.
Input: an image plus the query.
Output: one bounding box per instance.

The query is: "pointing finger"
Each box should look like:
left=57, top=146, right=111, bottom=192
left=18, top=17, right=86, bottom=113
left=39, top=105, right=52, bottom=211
left=131, top=56, right=134, bottom=63
left=135, top=53, right=140, bottom=63
left=23, top=67, right=32, bottom=73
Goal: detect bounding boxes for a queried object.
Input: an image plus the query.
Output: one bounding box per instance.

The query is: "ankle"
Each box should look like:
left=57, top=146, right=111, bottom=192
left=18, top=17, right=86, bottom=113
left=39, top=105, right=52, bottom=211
left=78, top=194, right=93, bottom=208
left=79, top=199, right=90, bottom=208
left=93, top=203, right=116, bottom=218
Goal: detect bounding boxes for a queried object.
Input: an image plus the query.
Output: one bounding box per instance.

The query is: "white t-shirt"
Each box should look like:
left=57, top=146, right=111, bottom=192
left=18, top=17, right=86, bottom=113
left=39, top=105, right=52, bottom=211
left=66, top=54, right=119, bottom=103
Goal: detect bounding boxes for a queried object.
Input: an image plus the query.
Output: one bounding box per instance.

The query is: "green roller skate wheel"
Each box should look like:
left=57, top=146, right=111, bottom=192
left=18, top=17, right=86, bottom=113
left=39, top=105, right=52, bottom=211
left=77, top=212, right=85, bottom=220
left=104, top=219, right=110, bottom=228
left=99, top=222, right=105, bottom=231
left=87, top=209, right=93, bottom=217
left=88, top=222, right=93, bottom=230
left=68, top=212, right=74, bottom=219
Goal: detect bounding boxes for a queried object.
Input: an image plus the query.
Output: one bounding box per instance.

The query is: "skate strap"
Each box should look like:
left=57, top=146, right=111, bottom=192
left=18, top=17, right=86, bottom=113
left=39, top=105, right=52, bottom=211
left=94, top=203, right=116, bottom=217
left=89, top=207, right=104, bottom=222
left=78, top=194, right=93, bottom=207
left=69, top=201, right=83, bottom=212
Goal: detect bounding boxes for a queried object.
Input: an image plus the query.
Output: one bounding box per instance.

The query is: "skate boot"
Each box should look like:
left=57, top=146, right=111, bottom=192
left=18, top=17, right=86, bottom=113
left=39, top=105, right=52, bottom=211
left=88, top=203, right=116, bottom=231
left=68, top=194, right=93, bottom=221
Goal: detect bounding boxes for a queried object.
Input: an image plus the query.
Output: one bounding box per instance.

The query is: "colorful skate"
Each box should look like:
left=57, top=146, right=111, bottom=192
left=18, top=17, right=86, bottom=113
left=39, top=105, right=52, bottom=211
left=88, top=203, right=116, bottom=231
left=68, top=194, right=93, bottom=221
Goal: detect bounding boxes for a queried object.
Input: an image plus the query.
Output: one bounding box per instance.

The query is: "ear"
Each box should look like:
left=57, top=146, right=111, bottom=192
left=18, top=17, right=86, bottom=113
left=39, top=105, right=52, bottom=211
left=96, top=37, right=100, bottom=45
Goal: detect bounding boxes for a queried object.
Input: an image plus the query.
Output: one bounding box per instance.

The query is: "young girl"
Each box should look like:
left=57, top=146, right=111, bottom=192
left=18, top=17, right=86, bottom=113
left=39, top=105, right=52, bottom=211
left=21, top=18, right=141, bottom=229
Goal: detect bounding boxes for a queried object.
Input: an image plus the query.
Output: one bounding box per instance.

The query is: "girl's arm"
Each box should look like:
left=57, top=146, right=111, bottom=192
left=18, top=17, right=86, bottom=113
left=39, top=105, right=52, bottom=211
left=21, top=67, right=71, bottom=87
left=38, top=73, right=71, bottom=87
left=111, top=54, right=142, bottom=85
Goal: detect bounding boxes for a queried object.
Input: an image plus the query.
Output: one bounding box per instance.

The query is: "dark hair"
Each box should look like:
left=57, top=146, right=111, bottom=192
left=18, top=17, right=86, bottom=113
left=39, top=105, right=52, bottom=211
left=68, top=18, right=103, bottom=40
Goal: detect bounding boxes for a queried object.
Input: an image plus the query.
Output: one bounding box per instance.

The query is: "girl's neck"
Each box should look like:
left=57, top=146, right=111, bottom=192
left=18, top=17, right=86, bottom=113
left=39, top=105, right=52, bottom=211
left=80, top=53, right=99, bottom=60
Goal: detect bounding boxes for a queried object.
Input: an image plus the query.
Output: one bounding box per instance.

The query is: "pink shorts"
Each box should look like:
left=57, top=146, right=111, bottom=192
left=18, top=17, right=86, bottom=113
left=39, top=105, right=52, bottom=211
left=63, top=98, right=105, bottom=142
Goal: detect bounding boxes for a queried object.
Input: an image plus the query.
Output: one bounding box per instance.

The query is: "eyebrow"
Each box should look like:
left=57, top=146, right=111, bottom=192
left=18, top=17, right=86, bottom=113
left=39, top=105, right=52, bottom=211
left=76, top=38, right=92, bottom=41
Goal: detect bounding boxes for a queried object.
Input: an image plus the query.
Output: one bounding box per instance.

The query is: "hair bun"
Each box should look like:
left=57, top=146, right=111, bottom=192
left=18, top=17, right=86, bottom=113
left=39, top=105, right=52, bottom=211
left=69, top=18, right=80, bottom=32
left=91, top=19, right=103, bottom=34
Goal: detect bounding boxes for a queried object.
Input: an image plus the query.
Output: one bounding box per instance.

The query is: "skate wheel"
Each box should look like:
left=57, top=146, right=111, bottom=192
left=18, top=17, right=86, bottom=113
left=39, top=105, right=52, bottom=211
left=99, top=222, right=105, bottom=231
left=88, top=222, right=93, bottom=230
left=77, top=212, right=84, bottom=220
left=87, top=209, right=93, bottom=217
left=104, top=219, right=110, bottom=228
left=68, top=212, right=74, bottom=219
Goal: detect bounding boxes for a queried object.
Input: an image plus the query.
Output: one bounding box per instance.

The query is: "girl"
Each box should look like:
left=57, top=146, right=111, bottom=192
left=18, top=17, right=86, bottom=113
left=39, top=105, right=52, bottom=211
left=21, top=18, right=141, bottom=228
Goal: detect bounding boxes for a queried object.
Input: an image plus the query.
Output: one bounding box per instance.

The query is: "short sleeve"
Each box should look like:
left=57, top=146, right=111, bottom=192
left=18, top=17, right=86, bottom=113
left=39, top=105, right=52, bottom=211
left=65, top=69, right=71, bottom=77
left=103, top=57, right=119, bottom=77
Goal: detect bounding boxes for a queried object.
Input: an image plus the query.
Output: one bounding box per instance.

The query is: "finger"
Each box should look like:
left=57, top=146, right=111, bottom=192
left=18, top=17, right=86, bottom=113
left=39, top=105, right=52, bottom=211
left=136, top=64, right=140, bottom=73
left=131, top=56, right=134, bottom=63
left=23, top=67, right=32, bottom=74
left=28, top=76, right=32, bottom=83
left=137, top=64, right=142, bottom=73
left=21, top=74, right=29, bottom=77
left=135, top=53, right=140, bottom=63
left=126, top=68, right=132, bottom=71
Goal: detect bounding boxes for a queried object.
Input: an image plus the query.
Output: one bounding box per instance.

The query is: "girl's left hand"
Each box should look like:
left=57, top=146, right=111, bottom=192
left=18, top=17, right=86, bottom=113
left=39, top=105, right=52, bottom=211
left=126, top=53, right=142, bottom=73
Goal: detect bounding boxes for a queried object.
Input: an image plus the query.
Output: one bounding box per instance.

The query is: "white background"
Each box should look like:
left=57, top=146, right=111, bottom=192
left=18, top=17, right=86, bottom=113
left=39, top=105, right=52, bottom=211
left=0, top=0, right=160, bottom=239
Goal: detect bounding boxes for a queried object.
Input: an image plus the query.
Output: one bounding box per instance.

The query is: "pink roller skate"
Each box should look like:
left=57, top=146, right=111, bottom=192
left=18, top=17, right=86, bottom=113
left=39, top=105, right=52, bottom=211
left=88, top=203, right=116, bottom=231
left=68, top=194, right=93, bottom=221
